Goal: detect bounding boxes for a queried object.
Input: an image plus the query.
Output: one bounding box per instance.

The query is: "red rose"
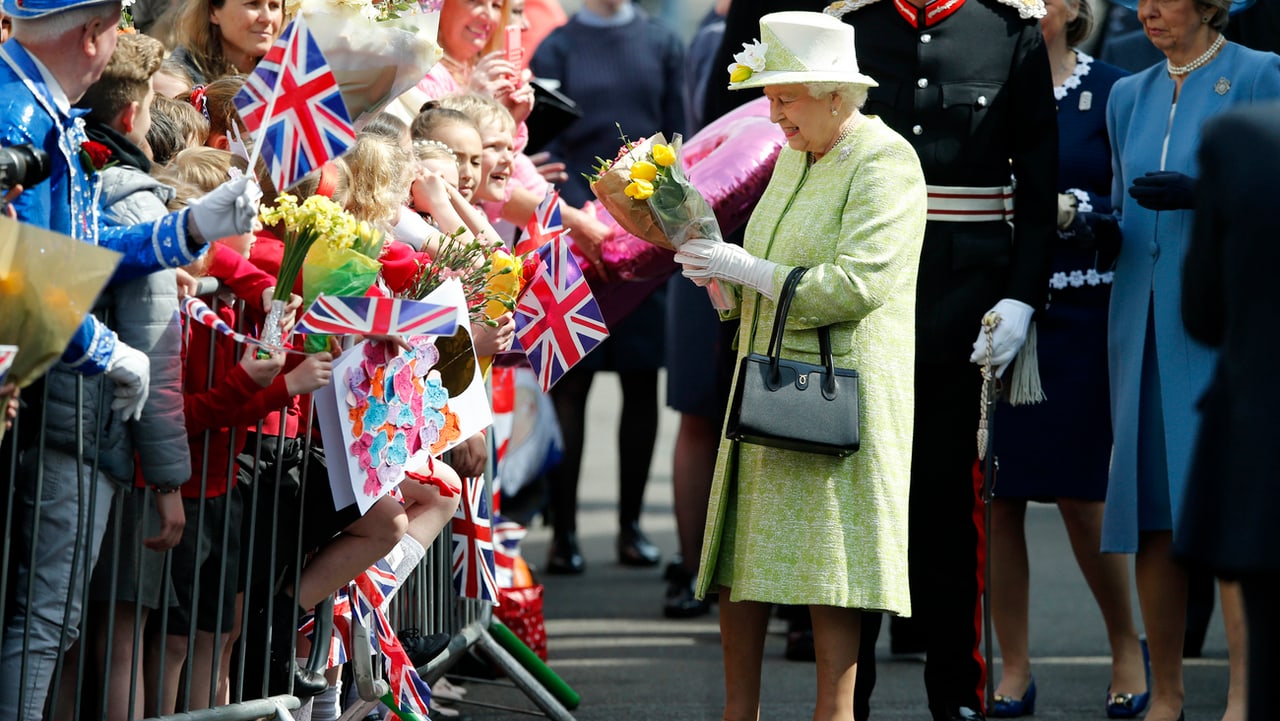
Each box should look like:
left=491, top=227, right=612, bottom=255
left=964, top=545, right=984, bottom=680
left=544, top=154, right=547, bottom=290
left=521, top=254, right=542, bottom=285
left=81, top=141, right=112, bottom=170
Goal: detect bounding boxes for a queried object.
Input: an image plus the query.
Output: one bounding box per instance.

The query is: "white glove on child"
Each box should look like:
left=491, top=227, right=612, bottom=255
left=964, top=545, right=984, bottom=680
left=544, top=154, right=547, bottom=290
left=674, top=238, right=778, bottom=299
left=969, top=298, right=1034, bottom=372
left=105, top=342, right=151, bottom=422
left=187, top=175, right=262, bottom=243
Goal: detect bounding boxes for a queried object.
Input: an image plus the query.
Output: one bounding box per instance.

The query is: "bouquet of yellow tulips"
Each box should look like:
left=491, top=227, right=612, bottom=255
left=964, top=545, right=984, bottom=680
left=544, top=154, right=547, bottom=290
left=588, top=130, right=731, bottom=308
left=259, top=192, right=357, bottom=348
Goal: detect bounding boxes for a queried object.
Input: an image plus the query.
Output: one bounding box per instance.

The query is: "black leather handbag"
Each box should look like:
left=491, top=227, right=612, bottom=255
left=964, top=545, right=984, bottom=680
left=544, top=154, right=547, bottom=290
left=725, top=267, right=861, bottom=457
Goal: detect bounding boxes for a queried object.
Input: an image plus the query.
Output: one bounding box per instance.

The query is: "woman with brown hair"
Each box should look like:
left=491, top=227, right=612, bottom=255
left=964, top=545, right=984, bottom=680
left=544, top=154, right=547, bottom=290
left=171, top=0, right=285, bottom=83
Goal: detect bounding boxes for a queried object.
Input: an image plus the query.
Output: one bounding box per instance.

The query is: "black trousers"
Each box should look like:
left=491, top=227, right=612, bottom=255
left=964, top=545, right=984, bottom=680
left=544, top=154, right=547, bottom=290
left=857, top=360, right=987, bottom=719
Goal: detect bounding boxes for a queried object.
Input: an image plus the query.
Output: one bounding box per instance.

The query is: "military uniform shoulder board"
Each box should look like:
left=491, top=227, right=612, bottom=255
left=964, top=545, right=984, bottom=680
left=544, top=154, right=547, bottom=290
left=994, top=0, right=1047, bottom=20
left=824, top=0, right=884, bottom=18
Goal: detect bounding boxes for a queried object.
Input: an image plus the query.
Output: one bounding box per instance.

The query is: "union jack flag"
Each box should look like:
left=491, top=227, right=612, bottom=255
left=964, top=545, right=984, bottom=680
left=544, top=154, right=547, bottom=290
left=516, top=189, right=564, bottom=256
left=180, top=296, right=283, bottom=351
left=451, top=475, right=499, bottom=604
left=0, top=345, right=16, bottom=385
left=294, top=295, right=458, bottom=338
left=492, top=515, right=528, bottom=589
left=234, top=15, right=356, bottom=192
left=350, top=582, right=431, bottom=720
left=298, top=587, right=352, bottom=667
left=513, top=235, right=609, bottom=392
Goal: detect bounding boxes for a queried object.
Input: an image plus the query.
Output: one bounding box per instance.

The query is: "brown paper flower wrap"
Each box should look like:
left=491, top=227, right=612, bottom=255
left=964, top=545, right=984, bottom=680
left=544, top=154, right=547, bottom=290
left=588, top=132, right=732, bottom=309
left=589, top=133, right=683, bottom=251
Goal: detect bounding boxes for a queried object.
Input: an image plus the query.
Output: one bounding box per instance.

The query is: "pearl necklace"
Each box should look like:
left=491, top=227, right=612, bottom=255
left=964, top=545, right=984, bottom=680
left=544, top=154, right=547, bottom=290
left=810, top=119, right=857, bottom=164
left=1167, top=33, right=1224, bottom=76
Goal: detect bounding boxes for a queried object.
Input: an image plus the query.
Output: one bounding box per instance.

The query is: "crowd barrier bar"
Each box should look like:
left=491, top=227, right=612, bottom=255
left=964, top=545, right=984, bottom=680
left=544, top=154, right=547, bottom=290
left=1, top=291, right=576, bottom=721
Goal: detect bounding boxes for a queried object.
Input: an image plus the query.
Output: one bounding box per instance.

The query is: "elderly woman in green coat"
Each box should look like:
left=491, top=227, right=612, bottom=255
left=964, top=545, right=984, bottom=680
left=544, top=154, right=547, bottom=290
left=674, top=11, right=926, bottom=721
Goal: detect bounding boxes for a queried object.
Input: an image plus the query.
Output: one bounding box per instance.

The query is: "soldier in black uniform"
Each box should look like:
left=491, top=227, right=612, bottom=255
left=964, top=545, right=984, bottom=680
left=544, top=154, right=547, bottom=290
left=707, top=0, right=1055, bottom=718
left=827, top=1, right=1057, bottom=719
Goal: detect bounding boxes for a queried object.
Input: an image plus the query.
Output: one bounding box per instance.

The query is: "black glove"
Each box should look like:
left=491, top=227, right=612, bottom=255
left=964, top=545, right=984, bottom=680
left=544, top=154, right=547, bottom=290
left=1128, top=171, right=1197, bottom=211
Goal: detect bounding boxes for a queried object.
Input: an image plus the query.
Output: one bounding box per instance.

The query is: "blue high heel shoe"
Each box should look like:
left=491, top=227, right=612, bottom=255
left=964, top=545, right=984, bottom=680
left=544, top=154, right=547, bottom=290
left=1106, top=638, right=1151, bottom=718
left=989, top=677, right=1036, bottom=718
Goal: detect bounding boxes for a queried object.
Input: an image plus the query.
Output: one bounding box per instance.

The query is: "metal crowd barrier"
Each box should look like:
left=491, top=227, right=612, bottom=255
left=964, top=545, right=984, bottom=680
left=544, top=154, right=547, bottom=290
left=0, top=293, right=575, bottom=721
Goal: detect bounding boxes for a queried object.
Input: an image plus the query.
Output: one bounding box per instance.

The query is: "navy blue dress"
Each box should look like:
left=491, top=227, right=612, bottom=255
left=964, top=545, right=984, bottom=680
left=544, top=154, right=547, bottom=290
left=993, top=52, right=1129, bottom=501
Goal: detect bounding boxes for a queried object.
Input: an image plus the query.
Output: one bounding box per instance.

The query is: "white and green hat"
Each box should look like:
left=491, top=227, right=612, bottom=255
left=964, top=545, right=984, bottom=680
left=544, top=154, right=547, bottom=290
left=728, top=11, right=877, bottom=91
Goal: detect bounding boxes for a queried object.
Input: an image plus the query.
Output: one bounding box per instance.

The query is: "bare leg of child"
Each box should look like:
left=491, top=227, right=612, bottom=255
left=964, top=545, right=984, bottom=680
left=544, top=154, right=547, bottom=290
left=292, top=495, right=408, bottom=609
left=400, top=460, right=463, bottom=547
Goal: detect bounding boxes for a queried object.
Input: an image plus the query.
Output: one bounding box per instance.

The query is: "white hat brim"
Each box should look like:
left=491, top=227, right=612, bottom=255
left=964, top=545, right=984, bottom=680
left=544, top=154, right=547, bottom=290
left=729, top=69, right=879, bottom=91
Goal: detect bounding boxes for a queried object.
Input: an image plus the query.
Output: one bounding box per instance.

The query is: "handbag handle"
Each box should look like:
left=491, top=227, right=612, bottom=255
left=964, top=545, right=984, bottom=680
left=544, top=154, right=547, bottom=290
left=764, top=267, right=838, bottom=395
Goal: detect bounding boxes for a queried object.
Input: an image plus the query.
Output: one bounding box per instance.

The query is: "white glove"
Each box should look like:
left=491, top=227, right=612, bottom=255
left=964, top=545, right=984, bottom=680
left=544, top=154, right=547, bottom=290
left=674, top=238, right=778, bottom=299
left=105, top=342, right=151, bottom=422
left=969, top=298, right=1034, bottom=372
left=187, top=175, right=262, bottom=244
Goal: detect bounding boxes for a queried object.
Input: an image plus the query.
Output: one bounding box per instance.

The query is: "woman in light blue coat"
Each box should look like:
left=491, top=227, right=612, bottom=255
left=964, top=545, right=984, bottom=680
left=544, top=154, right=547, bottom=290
left=1102, top=0, right=1280, bottom=718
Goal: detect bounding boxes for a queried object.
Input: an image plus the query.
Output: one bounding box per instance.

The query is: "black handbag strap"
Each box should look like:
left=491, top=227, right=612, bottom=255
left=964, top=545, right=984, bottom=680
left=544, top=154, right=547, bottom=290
left=764, top=266, right=837, bottom=393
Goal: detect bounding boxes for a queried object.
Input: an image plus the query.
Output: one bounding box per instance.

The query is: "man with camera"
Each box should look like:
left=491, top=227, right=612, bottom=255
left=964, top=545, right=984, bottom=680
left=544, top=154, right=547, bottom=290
left=0, top=0, right=259, bottom=715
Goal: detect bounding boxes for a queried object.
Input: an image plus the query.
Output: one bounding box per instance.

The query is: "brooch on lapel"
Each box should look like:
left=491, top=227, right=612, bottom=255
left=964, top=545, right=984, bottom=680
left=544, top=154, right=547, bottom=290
left=1078, top=91, right=1093, bottom=111
left=1214, top=77, right=1231, bottom=96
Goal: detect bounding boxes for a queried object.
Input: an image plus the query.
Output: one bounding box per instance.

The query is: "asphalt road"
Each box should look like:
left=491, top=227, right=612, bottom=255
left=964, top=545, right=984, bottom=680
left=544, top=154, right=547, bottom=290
left=453, top=372, right=1232, bottom=721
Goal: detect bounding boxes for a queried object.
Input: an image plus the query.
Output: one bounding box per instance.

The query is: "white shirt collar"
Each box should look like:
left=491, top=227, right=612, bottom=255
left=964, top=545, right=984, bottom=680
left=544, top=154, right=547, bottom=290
left=25, top=50, right=72, bottom=115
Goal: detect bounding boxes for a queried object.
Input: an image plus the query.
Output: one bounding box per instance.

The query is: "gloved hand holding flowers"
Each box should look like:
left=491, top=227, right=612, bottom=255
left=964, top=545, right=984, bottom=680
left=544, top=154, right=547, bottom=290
left=587, top=131, right=733, bottom=309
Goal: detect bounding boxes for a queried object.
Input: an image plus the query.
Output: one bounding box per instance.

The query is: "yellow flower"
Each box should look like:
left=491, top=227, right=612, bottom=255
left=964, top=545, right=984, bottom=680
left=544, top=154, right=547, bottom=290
left=652, top=144, right=676, bottom=168
left=483, top=249, right=520, bottom=319
left=729, top=64, right=753, bottom=84
left=629, top=160, right=658, bottom=182
left=625, top=179, right=654, bottom=200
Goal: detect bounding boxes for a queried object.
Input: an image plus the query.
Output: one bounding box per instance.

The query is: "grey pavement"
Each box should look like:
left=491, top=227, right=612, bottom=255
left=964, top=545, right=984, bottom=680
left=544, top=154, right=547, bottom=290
left=454, top=372, right=1232, bottom=721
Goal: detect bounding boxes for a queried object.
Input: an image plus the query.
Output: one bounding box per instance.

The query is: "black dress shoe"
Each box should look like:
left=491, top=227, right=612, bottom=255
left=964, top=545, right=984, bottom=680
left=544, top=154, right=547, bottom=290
left=546, top=533, right=585, bottom=574
left=662, top=560, right=711, bottom=618
left=400, top=628, right=451, bottom=667
left=270, top=658, right=328, bottom=698
left=617, top=524, right=660, bottom=567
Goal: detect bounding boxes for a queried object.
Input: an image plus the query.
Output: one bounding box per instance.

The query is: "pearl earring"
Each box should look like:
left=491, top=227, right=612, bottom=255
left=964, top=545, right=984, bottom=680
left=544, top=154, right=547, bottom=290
left=831, top=108, right=838, bottom=116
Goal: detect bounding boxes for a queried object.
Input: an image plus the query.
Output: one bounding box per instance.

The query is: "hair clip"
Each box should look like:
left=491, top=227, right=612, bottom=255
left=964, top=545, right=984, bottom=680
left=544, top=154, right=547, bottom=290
left=413, top=138, right=455, bottom=154
left=188, top=85, right=211, bottom=122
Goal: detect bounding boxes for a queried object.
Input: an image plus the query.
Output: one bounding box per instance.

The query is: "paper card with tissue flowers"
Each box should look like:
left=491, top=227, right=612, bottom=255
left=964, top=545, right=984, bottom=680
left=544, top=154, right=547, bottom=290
left=317, top=278, right=492, bottom=514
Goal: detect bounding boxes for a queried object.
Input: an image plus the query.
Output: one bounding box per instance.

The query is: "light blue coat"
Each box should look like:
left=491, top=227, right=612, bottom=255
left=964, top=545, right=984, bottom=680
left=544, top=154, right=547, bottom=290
left=1101, top=43, right=1280, bottom=552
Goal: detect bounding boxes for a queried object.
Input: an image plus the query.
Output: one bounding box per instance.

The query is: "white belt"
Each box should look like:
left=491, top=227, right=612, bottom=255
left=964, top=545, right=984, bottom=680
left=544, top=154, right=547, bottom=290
left=926, top=185, right=1015, bottom=223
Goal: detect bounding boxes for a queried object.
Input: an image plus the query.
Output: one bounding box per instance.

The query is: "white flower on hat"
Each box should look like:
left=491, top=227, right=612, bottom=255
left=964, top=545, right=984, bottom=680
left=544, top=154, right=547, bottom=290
left=727, top=39, right=767, bottom=83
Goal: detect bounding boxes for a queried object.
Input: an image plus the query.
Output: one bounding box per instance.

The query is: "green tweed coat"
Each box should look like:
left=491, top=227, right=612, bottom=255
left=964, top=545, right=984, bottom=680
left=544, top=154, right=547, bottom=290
left=695, top=115, right=926, bottom=614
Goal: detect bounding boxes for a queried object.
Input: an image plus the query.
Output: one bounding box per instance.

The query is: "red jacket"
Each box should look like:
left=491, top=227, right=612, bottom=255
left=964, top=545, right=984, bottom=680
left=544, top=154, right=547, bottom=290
left=181, top=244, right=289, bottom=498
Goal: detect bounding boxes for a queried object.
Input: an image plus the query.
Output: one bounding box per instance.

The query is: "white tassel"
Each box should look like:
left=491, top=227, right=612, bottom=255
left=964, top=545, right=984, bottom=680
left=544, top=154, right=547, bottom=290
left=1007, top=321, right=1046, bottom=406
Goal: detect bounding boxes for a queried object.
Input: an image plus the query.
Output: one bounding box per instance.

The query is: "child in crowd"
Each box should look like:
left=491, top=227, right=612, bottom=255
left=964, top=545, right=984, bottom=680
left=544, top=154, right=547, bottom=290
left=430, top=93, right=521, bottom=240
left=409, top=138, right=504, bottom=249
left=154, top=57, right=195, bottom=98
left=410, top=105, right=485, bottom=203
left=61, top=32, right=187, bottom=721
left=155, top=146, right=308, bottom=712
left=185, top=76, right=246, bottom=152
left=148, top=94, right=208, bottom=167
left=413, top=139, right=462, bottom=188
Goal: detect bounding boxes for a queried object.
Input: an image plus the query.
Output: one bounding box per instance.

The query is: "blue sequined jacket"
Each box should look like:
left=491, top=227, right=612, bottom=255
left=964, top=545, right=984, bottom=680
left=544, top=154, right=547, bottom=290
left=0, top=39, right=205, bottom=375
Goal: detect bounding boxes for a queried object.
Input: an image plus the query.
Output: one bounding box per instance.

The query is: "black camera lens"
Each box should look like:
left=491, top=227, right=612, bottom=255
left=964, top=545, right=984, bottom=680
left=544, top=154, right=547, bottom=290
left=0, top=144, right=52, bottom=190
